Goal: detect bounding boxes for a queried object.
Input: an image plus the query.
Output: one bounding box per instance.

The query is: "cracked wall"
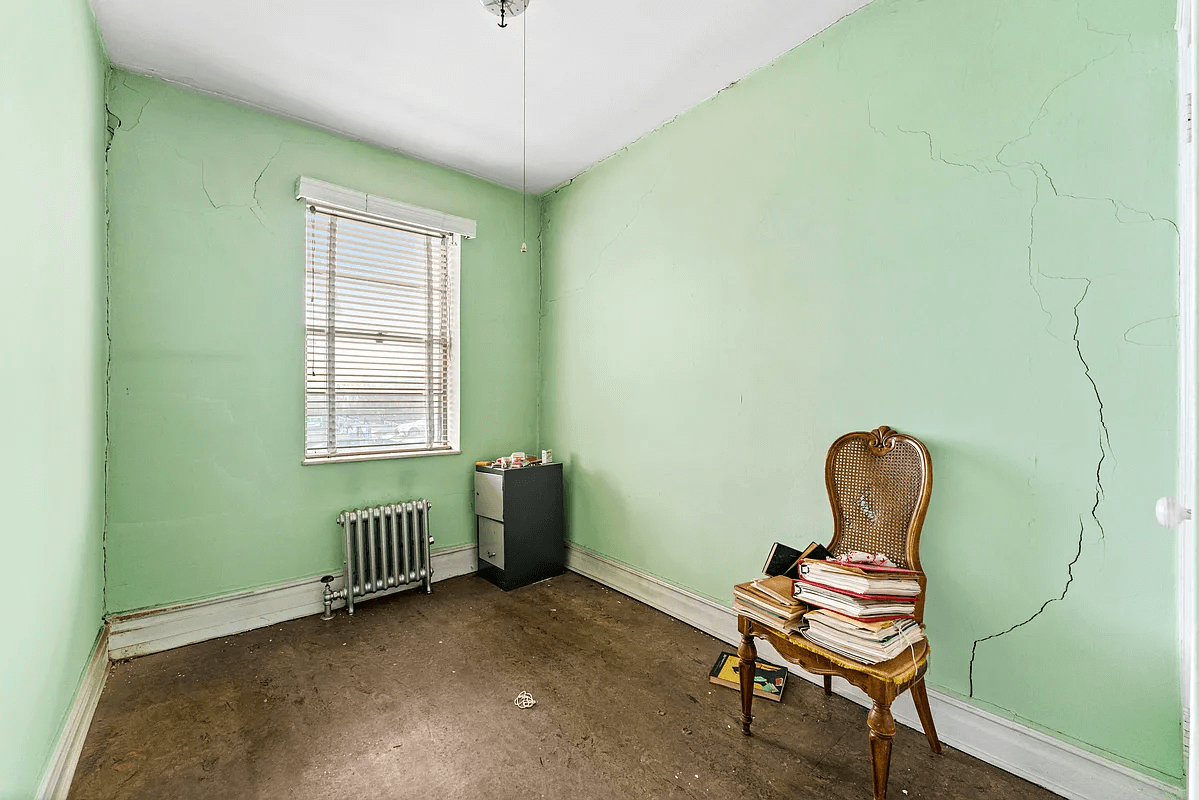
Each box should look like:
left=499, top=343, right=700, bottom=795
left=538, top=0, right=1182, bottom=784
left=103, top=71, right=543, bottom=613
left=1, top=0, right=109, bottom=795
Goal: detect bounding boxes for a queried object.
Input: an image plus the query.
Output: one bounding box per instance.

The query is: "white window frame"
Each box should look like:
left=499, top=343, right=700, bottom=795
left=297, top=177, right=472, bottom=465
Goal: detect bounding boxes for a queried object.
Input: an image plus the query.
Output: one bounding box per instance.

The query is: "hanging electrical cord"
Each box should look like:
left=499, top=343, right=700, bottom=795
left=480, top=0, right=531, bottom=253
left=521, top=7, right=527, bottom=254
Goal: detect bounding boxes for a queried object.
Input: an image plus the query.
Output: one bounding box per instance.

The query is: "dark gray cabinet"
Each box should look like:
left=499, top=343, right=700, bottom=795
left=474, top=462, right=564, bottom=591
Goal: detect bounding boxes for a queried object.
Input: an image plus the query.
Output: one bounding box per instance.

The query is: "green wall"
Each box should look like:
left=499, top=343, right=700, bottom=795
left=0, top=0, right=108, bottom=795
left=539, top=0, right=1182, bottom=784
left=104, top=72, right=541, bottom=612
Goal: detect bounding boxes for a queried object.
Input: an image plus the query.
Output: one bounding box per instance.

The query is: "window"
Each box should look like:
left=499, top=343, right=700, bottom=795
left=299, top=178, right=471, bottom=463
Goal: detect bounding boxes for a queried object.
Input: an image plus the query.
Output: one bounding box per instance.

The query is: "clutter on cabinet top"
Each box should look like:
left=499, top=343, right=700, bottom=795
left=484, top=450, right=554, bottom=470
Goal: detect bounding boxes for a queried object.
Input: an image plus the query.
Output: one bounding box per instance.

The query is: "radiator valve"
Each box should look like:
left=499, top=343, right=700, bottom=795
left=320, top=575, right=336, bottom=620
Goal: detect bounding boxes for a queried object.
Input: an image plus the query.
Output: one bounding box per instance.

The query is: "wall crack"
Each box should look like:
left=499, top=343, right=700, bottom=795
left=864, top=42, right=1155, bottom=699
left=1072, top=0, right=1134, bottom=43
left=173, top=147, right=279, bottom=230
left=542, top=177, right=660, bottom=309
left=969, top=519, right=1085, bottom=696
left=250, top=143, right=285, bottom=226
left=101, top=96, right=117, bottom=611
left=968, top=178, right=1110, bottom=697
left=1123, top=314, right=1179, bottom=346
left=995, top=49, right=1120, bottom=170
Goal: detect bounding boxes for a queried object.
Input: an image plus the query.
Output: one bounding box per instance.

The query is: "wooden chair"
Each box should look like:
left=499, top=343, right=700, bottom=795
left=736, top=426, right=940, bottom=800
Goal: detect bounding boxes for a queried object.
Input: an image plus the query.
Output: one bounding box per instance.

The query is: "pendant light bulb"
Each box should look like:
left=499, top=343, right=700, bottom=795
left=521, top=242, right=528, bottom=253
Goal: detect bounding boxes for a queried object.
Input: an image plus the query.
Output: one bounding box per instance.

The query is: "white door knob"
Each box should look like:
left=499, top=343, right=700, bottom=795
left=1156, top=496, right=1193, bottom=528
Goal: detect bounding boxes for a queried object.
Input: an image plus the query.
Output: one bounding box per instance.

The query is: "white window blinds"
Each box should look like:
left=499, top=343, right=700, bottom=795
left=303, top=203, right=460, bottom=463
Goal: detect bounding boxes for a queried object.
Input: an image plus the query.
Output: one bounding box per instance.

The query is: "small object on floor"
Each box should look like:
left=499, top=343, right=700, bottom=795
left=514, top=691, right=536, bottom=709
left=709, top=652, right=787, bottom=702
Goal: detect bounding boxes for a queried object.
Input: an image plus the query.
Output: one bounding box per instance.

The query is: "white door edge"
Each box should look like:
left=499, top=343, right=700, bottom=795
left=1176, top=0, right=1197, bottom=794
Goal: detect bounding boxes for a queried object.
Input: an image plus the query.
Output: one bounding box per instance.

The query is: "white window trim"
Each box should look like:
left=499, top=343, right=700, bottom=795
left=296, top=177, right=476, bottom=239
left=297, top=178, right=470, bottom=465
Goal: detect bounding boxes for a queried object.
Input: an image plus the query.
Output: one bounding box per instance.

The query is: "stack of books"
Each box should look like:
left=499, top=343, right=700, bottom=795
left=802, top=609, right=924, bottom=664
left=791, top=558, right=926, bottom=665
left=733, top=575, right=806, bottom=634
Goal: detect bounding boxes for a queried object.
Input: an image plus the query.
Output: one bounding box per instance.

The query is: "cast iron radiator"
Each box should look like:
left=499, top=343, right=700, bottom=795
left=320, top=500, right=434, bottom=617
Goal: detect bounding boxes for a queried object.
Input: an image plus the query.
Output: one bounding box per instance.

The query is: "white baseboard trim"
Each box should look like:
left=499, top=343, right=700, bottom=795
left=565, top=543, right=1183, bottom=800
left=36, top=625, right=110, bottom=800
left=109, top=544, right=477, bottom=660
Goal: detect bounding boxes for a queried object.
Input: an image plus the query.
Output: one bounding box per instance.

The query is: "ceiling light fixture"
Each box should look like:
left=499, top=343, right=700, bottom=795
left=481, top=0, right=530, bottom=254
left=481, top=0, right=528, bottom=29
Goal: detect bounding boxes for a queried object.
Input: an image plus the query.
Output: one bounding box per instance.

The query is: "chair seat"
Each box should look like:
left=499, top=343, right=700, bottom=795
left=740, top=616, right=929, bottom=687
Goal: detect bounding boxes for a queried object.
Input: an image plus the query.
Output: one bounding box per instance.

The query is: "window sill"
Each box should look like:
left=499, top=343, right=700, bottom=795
left=303, top=449, right=462, bottom=466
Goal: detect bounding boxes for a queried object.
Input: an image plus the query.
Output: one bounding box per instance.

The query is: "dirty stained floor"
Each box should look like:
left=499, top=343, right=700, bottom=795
left=69, top=573, right=1058, bottom=799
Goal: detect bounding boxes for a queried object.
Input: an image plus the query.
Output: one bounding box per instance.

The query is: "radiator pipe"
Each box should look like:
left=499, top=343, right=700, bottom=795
left=422, top=500, right=434, bottom=594
left=320, top=575, right=335, bottom=620
left=348, top=510, right=359, bottom=615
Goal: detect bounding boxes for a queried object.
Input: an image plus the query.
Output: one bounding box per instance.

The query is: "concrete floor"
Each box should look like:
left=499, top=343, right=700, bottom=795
left=69, top=573, right=1057, bottom=799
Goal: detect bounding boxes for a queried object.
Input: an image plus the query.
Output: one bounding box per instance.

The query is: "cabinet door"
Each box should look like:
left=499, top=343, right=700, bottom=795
left=475, top=472, right=504, bottom=522
left=478, top=517, right=505, bottom=570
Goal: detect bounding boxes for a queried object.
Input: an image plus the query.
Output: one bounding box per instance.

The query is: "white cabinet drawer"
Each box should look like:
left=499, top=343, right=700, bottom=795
left=478, top=517, right=504, bottom=570
left=475, top=471, right=504, bottom=522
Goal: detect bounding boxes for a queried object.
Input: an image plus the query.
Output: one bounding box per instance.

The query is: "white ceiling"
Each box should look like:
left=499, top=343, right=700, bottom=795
left=92, top=1, right=871, bottom=194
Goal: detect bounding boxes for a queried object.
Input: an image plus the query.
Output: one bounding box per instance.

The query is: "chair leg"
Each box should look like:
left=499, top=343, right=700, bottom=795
left=823, top=675, right=833, bottom=696
left=738, top=633, right=757, bottom=736
left=910, top=678, right=942, bottom=754
left=867, top=700, right=895, bottom=800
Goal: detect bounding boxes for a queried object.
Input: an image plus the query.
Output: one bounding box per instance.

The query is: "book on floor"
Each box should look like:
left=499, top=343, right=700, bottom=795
left=708, top=651, right=788, bottom=702
left=798, top=559, right=922, bottom=597
left=791, top=579, right=916, bottom=619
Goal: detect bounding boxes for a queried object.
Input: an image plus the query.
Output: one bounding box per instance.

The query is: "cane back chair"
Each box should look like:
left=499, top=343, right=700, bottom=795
left=736, top=426, right=940, bottom=800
